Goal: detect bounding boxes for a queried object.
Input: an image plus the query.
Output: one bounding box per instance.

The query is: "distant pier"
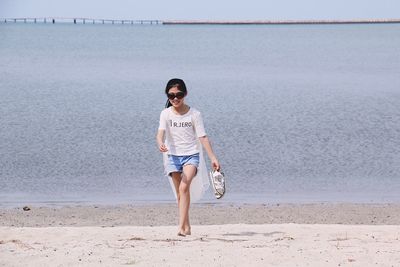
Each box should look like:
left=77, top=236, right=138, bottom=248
left=1, top=18, right=400, bottom=25
left=0, top=17, right=162, bottom=25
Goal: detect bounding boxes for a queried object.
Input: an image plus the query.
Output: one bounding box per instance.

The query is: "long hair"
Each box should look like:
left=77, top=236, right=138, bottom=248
left=164, top=78, right=187, bottom=108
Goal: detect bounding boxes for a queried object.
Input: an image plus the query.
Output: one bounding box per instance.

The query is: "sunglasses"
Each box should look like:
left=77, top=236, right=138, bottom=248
left=167, top=92, right=185, bottom=100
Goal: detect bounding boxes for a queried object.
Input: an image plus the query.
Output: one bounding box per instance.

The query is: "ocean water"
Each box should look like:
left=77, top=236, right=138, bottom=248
left=1, top=23, right=400, bottom=206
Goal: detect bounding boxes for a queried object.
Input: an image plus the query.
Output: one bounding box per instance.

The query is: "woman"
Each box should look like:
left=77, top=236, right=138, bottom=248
left=156, top=78, right=220, bottom=236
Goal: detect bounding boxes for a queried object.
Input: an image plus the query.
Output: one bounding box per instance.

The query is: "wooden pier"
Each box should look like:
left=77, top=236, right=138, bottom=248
left=1, top=18, right=400, bottom=25
left=0, top=17, right=162, bottom=25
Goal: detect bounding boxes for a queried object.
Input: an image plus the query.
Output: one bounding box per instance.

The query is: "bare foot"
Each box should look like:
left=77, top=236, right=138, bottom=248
left=184, top=227, right=191, bottom=235
left=177, top=232, right=186, bottom=237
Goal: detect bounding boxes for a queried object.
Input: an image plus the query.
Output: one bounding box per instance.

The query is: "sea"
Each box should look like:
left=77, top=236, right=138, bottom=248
left=1, top=23, right=400, bottom=207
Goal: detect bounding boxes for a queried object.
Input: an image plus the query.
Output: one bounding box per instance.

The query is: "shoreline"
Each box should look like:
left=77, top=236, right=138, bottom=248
left=2, top=203, right=400, bottom=227
left=3, top=189, right=400, bottom=209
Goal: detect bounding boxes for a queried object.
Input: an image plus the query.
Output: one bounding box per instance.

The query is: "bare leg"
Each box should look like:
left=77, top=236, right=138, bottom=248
left=179, top=165, right=197, bottom=236
left=170, top=172, right=181, bottom=205
left=170, top=172, right=182, bottom=231
left=171, top=172, right=188, bottom=236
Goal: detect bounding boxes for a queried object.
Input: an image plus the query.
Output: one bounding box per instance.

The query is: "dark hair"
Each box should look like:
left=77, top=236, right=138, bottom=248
left=164, top=78, right=187, bottom=108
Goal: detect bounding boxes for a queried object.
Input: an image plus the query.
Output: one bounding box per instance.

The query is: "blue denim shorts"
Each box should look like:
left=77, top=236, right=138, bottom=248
left=166, top=153, right=200, bottom=176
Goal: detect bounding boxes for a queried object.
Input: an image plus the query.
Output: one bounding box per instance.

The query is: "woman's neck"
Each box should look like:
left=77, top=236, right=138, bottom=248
left=172, top=104, right=189, bottom=115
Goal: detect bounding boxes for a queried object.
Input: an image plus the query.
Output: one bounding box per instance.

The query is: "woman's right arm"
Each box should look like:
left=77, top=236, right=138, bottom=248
left=156, top=129, right=168, bottom=152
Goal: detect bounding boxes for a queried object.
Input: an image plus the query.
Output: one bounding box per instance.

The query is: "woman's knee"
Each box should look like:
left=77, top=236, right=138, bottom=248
left=179, top=183, right=190, bottom=194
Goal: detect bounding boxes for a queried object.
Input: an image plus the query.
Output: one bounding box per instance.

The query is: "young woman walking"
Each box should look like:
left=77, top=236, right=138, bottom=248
left=156, top=78, right=220, bottom=236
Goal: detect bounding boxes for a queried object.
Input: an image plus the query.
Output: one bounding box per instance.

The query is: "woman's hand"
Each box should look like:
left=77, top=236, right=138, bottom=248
left=198, top=136, right=220, bottom=171
left=159, top=143, right=168, bottom=153
left=211, top=157, right=220, bottom=171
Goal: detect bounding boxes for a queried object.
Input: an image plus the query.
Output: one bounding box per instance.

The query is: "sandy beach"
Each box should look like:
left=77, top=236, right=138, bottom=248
left=1, top=203, right=400, bottom=266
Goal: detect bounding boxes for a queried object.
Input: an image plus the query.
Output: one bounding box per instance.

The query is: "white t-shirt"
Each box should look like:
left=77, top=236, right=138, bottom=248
left=158, top=107, right=207, bottom=156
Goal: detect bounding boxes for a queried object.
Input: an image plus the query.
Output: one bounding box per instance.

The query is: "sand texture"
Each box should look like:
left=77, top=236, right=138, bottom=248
left=1, top=224, right=400, bottom=266
left=1, top=203, right=400, bottom=266
left=1, top=203, right=400, bottom=227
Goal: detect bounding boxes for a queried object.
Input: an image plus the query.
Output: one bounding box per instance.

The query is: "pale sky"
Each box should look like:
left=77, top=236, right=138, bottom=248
left=0, top=0, right=399, bottom=20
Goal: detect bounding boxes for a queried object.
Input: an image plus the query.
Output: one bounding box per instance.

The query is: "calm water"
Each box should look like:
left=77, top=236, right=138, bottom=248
left=1, top=23, right=400, bottom=206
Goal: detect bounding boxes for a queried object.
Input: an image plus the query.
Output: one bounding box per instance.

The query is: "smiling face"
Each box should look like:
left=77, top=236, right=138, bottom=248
left=167, top=86, right=186, bottom=108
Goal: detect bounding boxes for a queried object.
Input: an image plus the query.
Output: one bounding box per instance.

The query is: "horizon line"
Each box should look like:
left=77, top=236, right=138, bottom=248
left=2, top=18, right=400, bottom=25
left=164, top=18, right=400, bottom=24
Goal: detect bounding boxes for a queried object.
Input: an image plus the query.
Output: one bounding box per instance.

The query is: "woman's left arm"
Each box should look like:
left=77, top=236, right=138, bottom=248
left=199, top=136, right=220, bottom=171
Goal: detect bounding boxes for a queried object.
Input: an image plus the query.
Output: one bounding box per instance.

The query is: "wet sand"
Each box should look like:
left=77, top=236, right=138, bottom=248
left=1, top=203, right=400, bottom=227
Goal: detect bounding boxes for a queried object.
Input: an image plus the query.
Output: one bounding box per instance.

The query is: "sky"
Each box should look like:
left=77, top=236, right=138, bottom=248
left=0, top=0, right=399, bottom=21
